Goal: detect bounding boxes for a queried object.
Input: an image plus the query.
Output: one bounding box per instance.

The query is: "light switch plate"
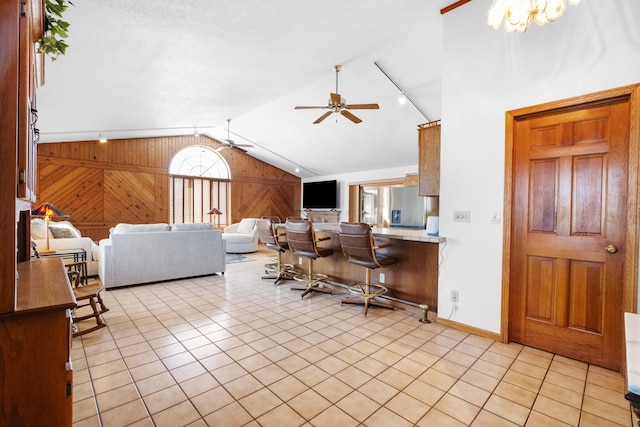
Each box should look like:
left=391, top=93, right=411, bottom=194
left=453, top=211, right=471, bottom=223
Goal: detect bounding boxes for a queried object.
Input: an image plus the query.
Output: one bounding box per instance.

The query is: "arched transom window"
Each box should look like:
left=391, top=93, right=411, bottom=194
left=169, top=145, right=230, bottom=179
left=168, top=146, right=231, bottom=226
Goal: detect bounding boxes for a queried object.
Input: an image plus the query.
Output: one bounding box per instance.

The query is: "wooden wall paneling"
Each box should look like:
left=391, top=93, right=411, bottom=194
left=154, top=174, right=169, bottom=223
left=230, top=180, right=298, bottom=222
left=36, top=135, right=301, bottom=240
left=37, top=165, right=104, bottom=222
left=103, top=170, right=156, bottom=223
left=96, top=140, right=107, bottom=162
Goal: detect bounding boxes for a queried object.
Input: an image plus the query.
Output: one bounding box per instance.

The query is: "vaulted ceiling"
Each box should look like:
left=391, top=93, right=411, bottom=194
left=37, top=1, right=457, bottom=178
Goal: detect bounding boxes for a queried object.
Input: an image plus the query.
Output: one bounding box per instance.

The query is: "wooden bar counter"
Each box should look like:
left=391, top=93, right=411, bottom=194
left=280, top=223, right=445, bottom=312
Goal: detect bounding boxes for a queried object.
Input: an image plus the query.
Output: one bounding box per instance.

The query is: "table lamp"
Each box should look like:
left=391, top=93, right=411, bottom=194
left=207, top=208, right=223, bottom=229
left=31, top=202, right=69, bottom=253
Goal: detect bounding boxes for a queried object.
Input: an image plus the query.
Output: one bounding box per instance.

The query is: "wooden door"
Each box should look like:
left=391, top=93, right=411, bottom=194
left=509, top=97, right=630, bottom=371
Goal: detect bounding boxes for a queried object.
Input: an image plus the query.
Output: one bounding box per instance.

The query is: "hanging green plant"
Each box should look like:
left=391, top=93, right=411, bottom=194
left=37, top=0, right=73, bottom=61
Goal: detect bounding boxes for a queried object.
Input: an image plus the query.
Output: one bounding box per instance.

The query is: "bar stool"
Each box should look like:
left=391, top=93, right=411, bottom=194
left=285, top=219, right=334, bottom=298
left=338, top=222, right=395, bottom=316
left=256, top=218, right=293, bottom=285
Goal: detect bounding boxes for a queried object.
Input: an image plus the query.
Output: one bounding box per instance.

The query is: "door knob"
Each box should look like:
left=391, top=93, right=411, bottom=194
left=605, top=244, right=619, bottom=254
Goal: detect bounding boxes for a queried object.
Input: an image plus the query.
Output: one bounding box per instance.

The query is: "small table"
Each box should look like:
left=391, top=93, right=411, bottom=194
left=37, top=248, right=87, bottom=284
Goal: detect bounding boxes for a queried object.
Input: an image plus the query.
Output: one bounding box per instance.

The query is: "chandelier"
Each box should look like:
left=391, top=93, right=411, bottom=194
left=487, top=0, right=582, bottom=32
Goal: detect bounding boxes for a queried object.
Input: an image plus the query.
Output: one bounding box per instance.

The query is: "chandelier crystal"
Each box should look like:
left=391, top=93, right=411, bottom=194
left=487, top=0, right=582, bottom=32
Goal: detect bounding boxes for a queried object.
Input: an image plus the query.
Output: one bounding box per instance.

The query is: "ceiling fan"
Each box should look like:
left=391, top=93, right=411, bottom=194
left=295, top=64, right=379, bottom=124
left=216, top=119, right=254, bottom=152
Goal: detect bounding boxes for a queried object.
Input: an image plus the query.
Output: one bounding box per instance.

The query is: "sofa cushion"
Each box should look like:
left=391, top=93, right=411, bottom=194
left=236, top=218, right=256, bottom=234
left=171, top=222, right=213, bottom=231
left=112, top=223, right=170, bottom=234
left=49, top=220, right=82, bottom=239
left=31, top=218, right=52, bottom=240
left=49, top=226, right=75, bottom=239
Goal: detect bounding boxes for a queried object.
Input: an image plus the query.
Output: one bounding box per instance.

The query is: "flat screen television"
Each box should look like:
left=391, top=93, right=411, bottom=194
left=303, top=180, right=338, bottom=209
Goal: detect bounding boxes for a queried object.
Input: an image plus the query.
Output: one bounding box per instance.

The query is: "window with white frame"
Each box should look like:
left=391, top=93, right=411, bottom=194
left=168, top=146, right=231, bottom=226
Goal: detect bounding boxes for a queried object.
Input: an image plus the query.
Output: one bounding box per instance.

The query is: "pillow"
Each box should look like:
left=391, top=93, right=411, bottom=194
left=49, top=220, right=82, bottom=238
left=170, top=223, right=213, bottom=231
left=236, top=218, right=256, bottom=234
left=112, top=223, right=170, bottom=234
left=49, top=225, right=76, bottom=239
left=30, top=218, right=52, bottom=240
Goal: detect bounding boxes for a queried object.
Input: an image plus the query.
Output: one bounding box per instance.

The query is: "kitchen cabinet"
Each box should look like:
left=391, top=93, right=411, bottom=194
left=418, top=121, right=441, bottom=197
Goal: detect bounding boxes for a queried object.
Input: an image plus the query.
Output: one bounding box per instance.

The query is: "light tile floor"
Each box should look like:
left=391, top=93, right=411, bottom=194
left=72, top=250, right=636, bottom=427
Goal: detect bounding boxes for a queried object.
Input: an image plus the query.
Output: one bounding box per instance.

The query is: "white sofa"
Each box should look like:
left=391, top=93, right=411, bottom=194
left=222, top=218, right=259, bottom=253
left=31, top=219, right=100, bottom=277
left=99, top=222, right=226, bottom=289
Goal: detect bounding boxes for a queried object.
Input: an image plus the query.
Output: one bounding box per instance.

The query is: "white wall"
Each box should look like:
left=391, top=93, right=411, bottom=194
left=303, top=165, right=419, bottom=220
left=439, top=0, right=640, bottom=332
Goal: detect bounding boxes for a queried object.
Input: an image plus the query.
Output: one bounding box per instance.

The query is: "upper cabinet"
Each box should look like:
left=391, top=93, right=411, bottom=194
left=418, top=121, right=441, bottom=197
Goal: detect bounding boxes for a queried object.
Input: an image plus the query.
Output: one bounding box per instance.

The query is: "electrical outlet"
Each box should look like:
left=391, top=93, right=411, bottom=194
left=298, top=257, right=303, bottom=265
left=379, top=273, right=385, bottom=283
left=451, top=290, right=459, bottom=303
left=453, top=211, right=471, bottom=223
left=452, top=303, right=458, bottom=311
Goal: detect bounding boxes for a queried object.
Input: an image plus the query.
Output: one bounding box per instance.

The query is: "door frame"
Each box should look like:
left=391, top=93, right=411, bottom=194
left=501, top=84, right=640, bottom=355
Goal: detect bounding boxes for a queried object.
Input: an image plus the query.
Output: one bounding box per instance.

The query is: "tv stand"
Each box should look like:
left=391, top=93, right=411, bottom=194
left=304, top=210, right=341, bottom=223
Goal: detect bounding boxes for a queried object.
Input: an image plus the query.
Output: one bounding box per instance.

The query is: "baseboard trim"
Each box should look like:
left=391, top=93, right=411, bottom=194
left=436, top=317, right=503, bottom=342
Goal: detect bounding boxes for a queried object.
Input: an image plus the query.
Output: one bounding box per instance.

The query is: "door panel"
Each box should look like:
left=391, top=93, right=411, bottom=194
left=510, top=99, right=629, bottom=370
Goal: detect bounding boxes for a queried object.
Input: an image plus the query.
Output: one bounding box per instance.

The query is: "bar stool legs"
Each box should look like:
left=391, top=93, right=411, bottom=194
left=341, top=267, right=393, bottom=316
left=262, top=250, right=294, bottom=286
left=291, top=257, right=333, bottom=298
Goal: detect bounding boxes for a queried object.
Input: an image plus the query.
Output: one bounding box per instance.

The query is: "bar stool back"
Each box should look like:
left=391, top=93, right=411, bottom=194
left=338, top=222, right=396, bottom=316
left=285, top=219, right=334, bottom=298
left=257, top=218, right=293, bottom=285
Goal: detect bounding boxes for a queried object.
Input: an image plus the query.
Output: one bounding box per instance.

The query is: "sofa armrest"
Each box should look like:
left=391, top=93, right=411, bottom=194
left=98, top=239, right=112, bottom=285
left=224, top=223, right=240, bottom=233
left=33, top=237, right=97, bottom=260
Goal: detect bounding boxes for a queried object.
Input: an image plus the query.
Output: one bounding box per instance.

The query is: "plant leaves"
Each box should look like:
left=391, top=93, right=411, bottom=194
left=37, top=0, right=72, bottom=60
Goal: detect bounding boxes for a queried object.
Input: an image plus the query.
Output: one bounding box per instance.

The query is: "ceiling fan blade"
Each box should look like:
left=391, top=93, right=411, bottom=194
left=232, top=146, right=248, bottom=153
left=313, top=111, right=333, bottom=124
left=345, top=103, right=379, bottom=110
left=330, top=93, right=341, bottom=105
left=295, top=106, right=329, bottom=110
left=340, top=110, right=362, bottom=124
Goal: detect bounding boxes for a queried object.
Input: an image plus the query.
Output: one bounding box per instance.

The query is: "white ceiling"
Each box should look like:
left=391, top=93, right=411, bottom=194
left=37, top=0, right=458, bottom=178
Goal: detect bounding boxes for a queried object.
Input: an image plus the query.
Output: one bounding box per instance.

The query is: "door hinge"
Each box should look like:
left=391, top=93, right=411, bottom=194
left=18, top=169, right=26, bottom=184
left=20, top=2, right=26, bottom=17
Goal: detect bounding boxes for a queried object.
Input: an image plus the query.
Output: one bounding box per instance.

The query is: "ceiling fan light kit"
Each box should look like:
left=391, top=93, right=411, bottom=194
left=295, top=64, right=379, bottom=124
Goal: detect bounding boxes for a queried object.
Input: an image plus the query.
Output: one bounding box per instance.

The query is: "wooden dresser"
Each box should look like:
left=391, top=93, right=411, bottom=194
left=0, top=258, right=76, bottom=426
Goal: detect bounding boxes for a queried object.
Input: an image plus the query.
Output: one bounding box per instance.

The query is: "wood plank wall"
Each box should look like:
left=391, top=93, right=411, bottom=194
left=36, top=135, right=301, bottom=241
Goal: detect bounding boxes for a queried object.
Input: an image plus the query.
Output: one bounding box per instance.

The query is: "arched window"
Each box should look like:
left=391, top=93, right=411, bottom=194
left=168, top=146, right=231, bottom=226
left=169, top=145, right=230, bottom=179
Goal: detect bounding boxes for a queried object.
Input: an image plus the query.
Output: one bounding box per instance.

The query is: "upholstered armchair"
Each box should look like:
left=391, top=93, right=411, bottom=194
left=222, top=218, right=259, bottom=253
